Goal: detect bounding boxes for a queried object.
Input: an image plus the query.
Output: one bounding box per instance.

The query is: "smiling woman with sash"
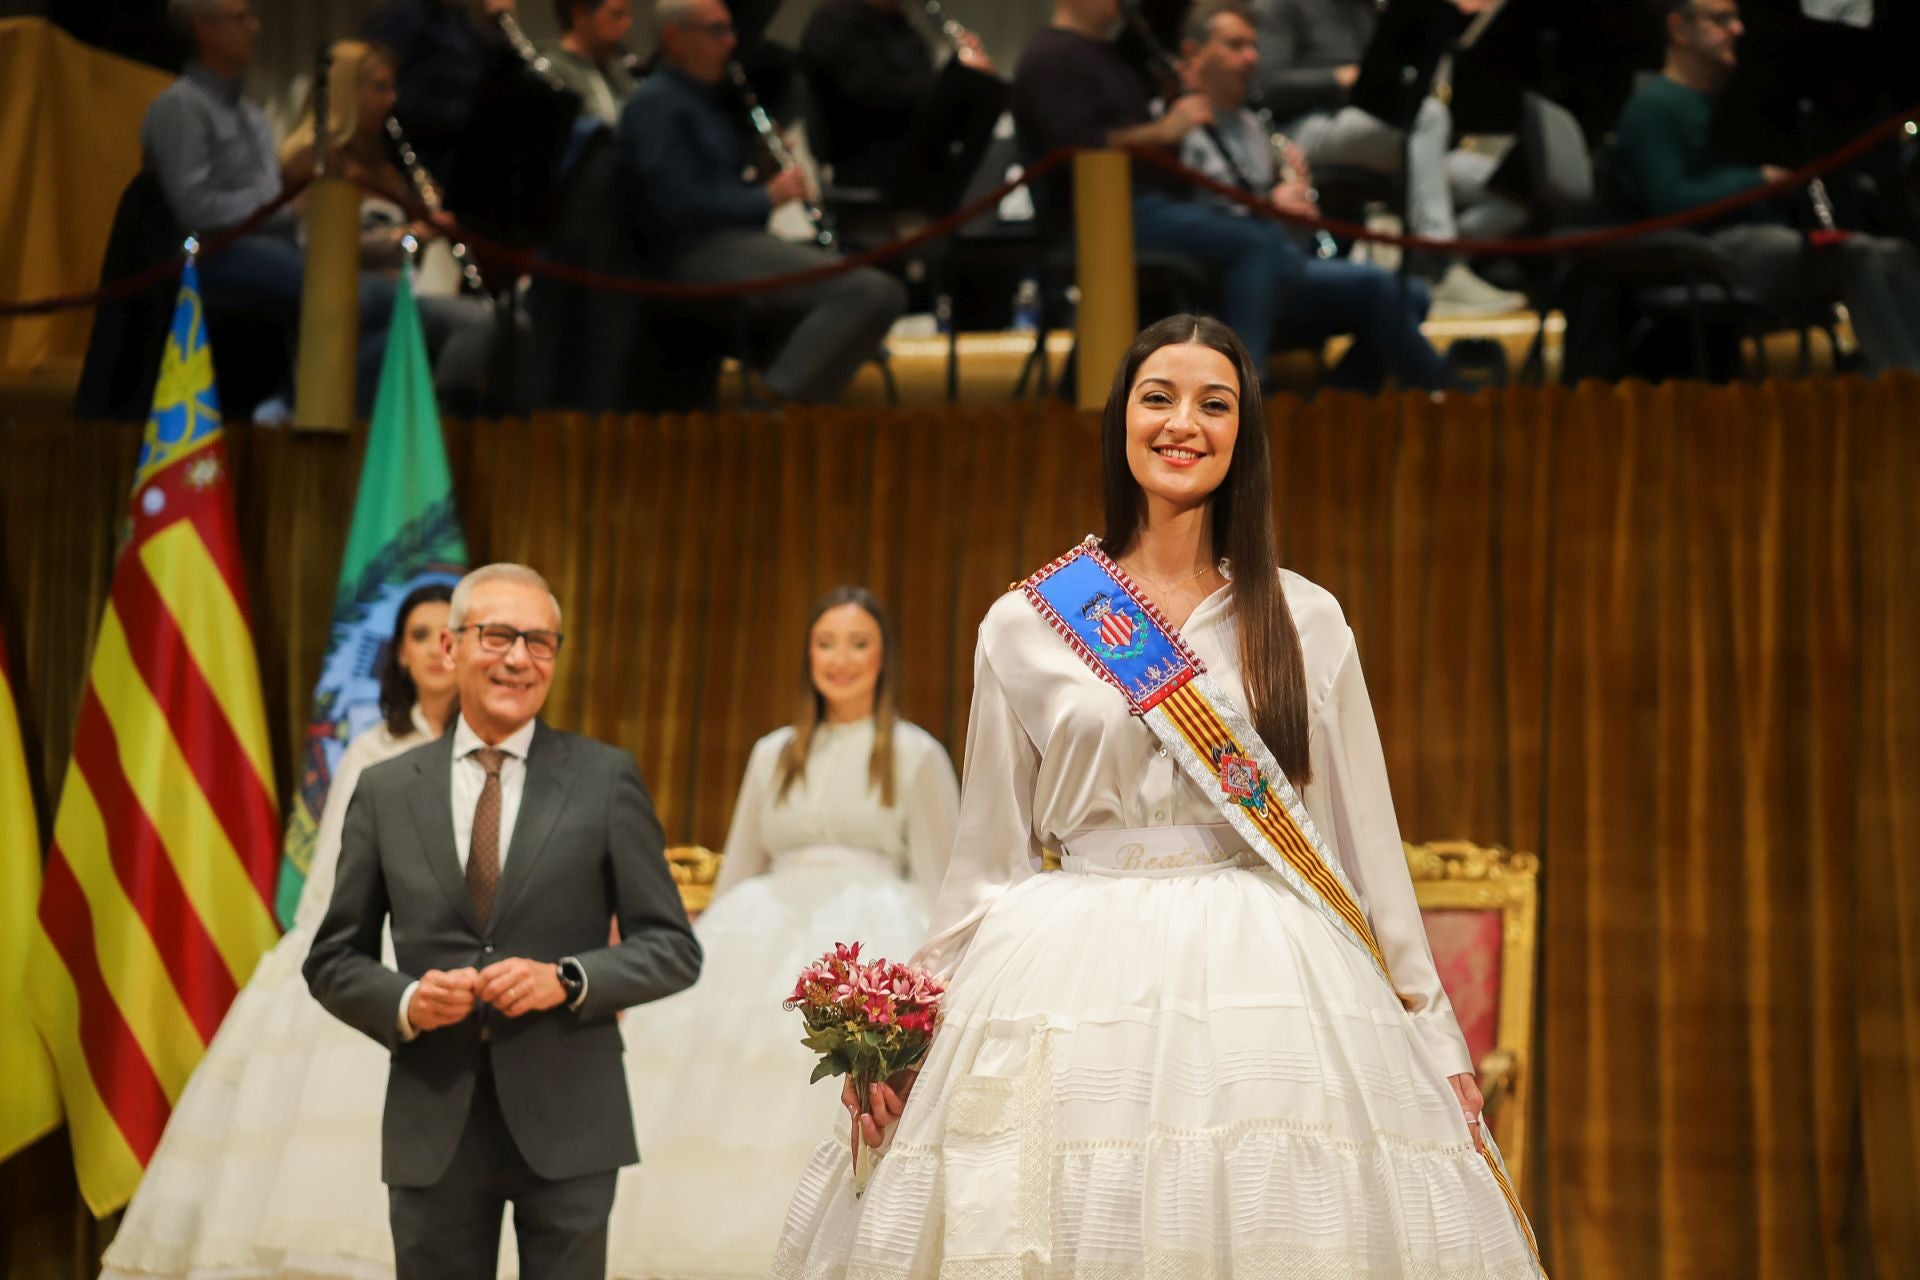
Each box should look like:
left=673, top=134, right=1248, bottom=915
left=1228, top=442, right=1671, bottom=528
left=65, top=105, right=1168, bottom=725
left=770, top=316, right=1545, bottom=1280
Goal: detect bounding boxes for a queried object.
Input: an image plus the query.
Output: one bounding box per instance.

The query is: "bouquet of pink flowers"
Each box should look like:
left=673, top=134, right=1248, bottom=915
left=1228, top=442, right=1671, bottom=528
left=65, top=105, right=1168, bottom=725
left=785, top=942, right=945, bottom=1195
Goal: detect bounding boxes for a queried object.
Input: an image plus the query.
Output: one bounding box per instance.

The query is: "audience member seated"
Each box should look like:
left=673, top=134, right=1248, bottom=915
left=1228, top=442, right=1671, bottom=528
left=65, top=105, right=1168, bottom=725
left=619, top=0, right=907, bottom=405
left=1250, top=0, right=1526, bottom=315
left=142, top=0, right=394, bottom=417
left=799, top=0, right=992, bottom=194
left=279, top=39, right=496, bottom=409
left=540, top=0, right=638, bottom=126
left=1179, top=2, right=1450, bottom=391
left=362, top=0, right=517, bottom=174
left=1614, top=0, right=1920, bottom=372
left=1012, top=0, right=1449, bottom=391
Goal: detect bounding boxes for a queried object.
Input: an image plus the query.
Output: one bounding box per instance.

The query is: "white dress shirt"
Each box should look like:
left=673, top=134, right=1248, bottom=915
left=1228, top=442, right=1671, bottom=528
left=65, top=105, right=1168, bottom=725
left=397, top=715, right=538, bottom=1038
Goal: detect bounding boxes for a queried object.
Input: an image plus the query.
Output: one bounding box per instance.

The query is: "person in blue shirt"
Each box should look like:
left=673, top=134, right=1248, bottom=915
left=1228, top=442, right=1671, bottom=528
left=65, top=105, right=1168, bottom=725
left=1613, top=0, right=1920, bottom=372
left=618, top=0, right=908, bottom=405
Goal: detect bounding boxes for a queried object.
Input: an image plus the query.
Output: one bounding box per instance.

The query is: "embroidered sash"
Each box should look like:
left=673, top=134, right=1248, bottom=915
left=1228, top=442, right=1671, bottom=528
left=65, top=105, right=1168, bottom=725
left=1021, top=538, right=1545, bottom=1272
left=1020, top=537, right=1392, bottom=983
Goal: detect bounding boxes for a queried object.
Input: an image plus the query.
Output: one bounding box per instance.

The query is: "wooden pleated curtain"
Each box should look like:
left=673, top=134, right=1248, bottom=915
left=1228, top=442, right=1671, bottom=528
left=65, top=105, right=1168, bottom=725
left=2, top=376, right=1917, bottom=1278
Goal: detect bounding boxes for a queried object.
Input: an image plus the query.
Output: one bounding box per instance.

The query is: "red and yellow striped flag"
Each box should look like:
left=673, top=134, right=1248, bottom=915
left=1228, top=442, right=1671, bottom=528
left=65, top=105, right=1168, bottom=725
left=27, top=263, right=280, bottom=1215
left=1, top=617, right=61, bottom=1163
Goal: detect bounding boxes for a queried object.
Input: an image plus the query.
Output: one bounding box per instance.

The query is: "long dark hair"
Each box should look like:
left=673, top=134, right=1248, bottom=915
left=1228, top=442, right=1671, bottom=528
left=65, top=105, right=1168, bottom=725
left=380, top=582, right=455, bottom=737
left=1098, top=314, right=1311, bottom=786
left=775, top=586, right=901, bottom=806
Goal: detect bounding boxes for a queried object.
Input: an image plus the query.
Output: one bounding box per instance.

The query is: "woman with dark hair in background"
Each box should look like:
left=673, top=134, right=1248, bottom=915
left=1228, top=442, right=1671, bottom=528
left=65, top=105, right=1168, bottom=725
left=608, top=587, right=961, bottom=1280
left=102, top=584, right=465, bottom=1280
left=771, top=318, right=1544, bottom=1279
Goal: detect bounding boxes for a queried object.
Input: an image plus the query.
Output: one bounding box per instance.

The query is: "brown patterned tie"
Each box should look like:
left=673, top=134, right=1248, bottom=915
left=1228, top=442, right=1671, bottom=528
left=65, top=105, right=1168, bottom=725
left=467, top=746, right=506, bottom=922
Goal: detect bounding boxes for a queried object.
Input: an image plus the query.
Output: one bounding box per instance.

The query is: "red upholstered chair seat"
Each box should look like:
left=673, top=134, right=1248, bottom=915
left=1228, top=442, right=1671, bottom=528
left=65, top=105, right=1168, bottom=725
left=1419, top=907, right=1505, bottom=1071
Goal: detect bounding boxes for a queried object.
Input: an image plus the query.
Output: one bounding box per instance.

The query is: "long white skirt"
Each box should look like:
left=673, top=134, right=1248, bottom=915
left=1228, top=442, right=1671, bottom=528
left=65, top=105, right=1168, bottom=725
left=608, top=849, right=930, bottom=1280
left=97, top=924, right=519, bottom=1280
left=769, top=856, right=1544, bottom=1280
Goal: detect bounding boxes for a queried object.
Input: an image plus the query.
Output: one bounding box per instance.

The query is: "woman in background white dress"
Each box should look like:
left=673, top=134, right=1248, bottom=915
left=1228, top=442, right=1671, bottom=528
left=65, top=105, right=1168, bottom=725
left=608, top=587, right=961, bottom=1280
left=771, top=317, right=1545, bottom=1279
left=102, top=584, right=459, bottom=1280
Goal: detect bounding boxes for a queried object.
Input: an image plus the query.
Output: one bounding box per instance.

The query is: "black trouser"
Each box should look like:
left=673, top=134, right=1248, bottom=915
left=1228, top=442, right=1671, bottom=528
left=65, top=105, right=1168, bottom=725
left=388, top=1067, right=618, bottom=1280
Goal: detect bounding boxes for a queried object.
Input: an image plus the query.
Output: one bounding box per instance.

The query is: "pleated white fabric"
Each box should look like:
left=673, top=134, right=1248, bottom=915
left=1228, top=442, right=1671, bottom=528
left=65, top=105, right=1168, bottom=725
left=772, top=858, right=1541, bottom=1280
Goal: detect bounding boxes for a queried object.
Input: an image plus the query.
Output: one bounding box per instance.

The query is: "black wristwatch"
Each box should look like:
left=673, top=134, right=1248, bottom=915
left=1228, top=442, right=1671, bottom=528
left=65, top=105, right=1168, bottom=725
left=555, top=956, right=586, bottom=1008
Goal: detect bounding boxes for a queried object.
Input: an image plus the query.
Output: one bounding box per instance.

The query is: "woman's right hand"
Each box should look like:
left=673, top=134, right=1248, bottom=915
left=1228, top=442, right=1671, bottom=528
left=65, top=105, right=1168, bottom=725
left=844, top=1069, right=918, bottom=1155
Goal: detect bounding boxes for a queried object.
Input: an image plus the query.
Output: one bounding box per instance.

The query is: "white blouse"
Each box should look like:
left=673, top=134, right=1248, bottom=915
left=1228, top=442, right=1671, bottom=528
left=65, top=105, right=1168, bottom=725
left=711, top=718, right=962, bottom=906
left=915, top=571, right=1475, bottom=1079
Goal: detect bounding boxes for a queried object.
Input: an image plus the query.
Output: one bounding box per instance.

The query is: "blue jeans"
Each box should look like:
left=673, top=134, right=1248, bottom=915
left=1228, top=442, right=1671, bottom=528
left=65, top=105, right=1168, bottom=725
left=1286, top=257, right=1450, bottom=392
left=1132, top=197, right=1451, bottom=392
left=1132, top=193, right=1301, bottom=363
left=197, top=234, right=399, bottom=414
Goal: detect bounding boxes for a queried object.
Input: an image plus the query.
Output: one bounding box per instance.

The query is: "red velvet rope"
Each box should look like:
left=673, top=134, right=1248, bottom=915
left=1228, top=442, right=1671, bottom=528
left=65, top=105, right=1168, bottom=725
left=2, top=102, right=1913, bottom=316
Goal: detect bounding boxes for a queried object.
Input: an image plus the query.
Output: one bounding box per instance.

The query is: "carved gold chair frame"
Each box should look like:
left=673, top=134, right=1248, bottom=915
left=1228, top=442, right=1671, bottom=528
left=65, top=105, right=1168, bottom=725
left=1403, top=839, right=1541, bottom=1192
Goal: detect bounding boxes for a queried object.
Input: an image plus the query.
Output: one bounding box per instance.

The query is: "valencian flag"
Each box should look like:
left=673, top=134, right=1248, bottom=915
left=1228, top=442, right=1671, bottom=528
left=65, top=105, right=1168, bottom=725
left=276, top=265, right=465, bottom=926
left=27, top=261, right=280, bottom=1215
left=1, top=618, right=61, bottom=1163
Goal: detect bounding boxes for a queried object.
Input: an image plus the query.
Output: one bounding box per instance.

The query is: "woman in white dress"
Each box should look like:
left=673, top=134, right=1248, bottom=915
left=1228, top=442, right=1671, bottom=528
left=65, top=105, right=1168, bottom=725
left=771, top=317, right=1545, bottom=1279
left=608, top=587, right=961, bottom=1280
left=102, top=584, right=460, bottom=1280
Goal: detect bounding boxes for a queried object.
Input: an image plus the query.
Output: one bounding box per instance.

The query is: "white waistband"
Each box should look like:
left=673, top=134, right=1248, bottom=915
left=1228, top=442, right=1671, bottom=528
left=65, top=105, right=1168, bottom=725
left=1060, top=824, right=1258, bottom=876
left=770, top=845, right=900, bottom=878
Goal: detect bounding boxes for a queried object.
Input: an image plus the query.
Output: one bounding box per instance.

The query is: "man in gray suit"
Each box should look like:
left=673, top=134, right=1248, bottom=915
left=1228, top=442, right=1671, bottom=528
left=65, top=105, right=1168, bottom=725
left=305, top=562, right=701, bottom=1280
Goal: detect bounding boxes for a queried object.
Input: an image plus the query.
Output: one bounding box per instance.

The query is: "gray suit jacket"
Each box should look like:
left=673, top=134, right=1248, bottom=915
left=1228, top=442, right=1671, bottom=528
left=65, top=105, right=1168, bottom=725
left=303, top=722, right=702, bottom=1188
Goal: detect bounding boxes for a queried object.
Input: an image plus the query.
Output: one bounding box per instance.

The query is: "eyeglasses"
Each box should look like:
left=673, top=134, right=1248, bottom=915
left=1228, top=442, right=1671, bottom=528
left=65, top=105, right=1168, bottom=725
left=678, top=19, right=735, bottom=38
left=453, top=623, right=564, bottom=661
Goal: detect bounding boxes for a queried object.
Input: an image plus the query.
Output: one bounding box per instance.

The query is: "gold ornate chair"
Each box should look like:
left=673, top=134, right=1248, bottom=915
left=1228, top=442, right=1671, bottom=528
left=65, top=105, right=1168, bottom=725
left=1403, top=840, right=1540, bottom=1190
left=665, top=844, right=722, bottom=917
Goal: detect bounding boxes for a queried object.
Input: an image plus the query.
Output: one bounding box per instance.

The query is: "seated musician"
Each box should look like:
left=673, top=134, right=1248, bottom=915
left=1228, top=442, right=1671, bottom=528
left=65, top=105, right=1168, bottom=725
left=1614, top=0, right=1920, bottom=372
left=362, top=0, right=517, bottom=174
left=619, top=0, right=908, bottom=404
left=540, top=0, right=638, bottom=126
left=798, top=0, right=993, bottom=194
left=1178, top=1, right=1451, bottom=391
left=279, top=39, right=496, bottom=410
left=142, top=0, right=394, bottom=414
left=1249, top=0, right=1525, bottom=315
left=1012, top=0, right=1449, bottom=390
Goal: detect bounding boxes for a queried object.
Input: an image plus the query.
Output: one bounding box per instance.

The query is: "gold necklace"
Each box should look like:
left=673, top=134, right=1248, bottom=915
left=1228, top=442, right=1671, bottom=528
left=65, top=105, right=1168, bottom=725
left=1125, top=559, right=1214, bottom=595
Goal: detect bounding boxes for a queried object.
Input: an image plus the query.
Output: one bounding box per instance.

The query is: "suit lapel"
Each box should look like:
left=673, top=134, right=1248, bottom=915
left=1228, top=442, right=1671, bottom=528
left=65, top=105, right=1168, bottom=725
left=489, top=721, right=576, bottom=929
left=407, top=732, right=483, bottom=936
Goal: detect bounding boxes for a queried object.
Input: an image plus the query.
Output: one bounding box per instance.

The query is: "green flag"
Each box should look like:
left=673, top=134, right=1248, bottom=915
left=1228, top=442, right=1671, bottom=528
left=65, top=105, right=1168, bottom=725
left=277, top=268, right=468, bottom=926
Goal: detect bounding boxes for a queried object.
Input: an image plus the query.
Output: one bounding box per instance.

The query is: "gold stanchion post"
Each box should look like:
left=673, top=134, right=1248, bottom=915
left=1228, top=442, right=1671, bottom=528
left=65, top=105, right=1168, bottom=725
left=292, top=178, right=360, bottom=432
left=293, top=44, right=358, bottom=432
left=1072, top=150, right=1137, bottom=412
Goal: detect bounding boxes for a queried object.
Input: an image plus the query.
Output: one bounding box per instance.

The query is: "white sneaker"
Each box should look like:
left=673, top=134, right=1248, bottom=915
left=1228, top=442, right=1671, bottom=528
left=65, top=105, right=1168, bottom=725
left=1428, top=263, right=1527, bottom=317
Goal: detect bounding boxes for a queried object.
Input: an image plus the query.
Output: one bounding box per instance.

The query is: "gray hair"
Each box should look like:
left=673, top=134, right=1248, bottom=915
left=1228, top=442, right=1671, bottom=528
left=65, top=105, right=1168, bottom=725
left=448, top=563, right=564, bottom=629
left=166, top=0, right=228, bottom=38
left=655, top=0, right=705, bottom=28
left=1182, top=0, right=1255, bottom=48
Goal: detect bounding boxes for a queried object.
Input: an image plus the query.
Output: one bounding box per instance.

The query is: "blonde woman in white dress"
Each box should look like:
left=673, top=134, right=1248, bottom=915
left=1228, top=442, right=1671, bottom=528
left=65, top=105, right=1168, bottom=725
left=771, top=317, right=1546, bottom=1279
left=102, top=583, right=463, bottom=1280
left=608, top=587, right=961, bottom=1280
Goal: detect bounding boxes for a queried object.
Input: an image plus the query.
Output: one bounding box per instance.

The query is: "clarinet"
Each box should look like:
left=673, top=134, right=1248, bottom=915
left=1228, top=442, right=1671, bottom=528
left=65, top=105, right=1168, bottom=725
left=726, top=59, right=836, bottom=250
left=384, top=116, right=486, bottom=292
left=919, top=0, right=972, bottom=54
left=1256, top=108, right=1340, bottom=259
left=494, top=9, right=572, bottom=94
